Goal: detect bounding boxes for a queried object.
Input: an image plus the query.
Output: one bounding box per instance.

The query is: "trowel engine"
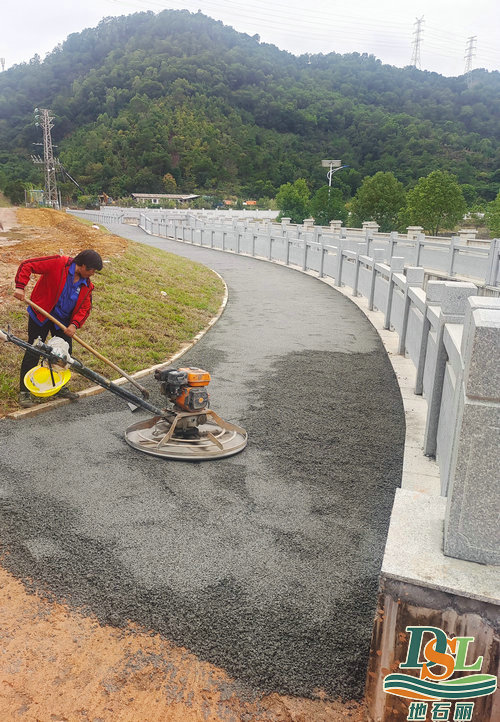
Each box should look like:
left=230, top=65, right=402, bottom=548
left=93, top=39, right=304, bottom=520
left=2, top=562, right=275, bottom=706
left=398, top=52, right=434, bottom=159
left=153, top=366, right=211, bottom=439
left=155, top=367, right=210, bottom=412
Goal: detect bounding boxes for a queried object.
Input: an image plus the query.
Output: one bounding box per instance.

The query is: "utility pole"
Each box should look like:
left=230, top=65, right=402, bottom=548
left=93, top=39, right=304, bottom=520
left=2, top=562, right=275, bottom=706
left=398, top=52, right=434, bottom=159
left=464, top=36, right=477, bottom=87
left=410, top=16, right=424, bottom=69
left=33, top=108, right=59, bottom=209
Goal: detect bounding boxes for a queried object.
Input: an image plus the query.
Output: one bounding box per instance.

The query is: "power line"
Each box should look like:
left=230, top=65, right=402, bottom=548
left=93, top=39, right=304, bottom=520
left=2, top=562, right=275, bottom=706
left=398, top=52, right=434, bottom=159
left=8, top=0, right=497, bottom=76
left=109, top=1, right=500, bottom=72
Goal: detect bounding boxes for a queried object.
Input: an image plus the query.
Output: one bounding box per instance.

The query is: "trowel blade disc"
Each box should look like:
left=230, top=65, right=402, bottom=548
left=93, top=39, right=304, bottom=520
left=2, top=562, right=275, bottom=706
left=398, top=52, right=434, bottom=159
left=125, top=415, right=247, bottom=461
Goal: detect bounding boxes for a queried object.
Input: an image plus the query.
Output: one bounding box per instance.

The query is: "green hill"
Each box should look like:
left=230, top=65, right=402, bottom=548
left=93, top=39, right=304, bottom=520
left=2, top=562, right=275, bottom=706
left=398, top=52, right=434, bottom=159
left=0, top=9, right=499, bottom=202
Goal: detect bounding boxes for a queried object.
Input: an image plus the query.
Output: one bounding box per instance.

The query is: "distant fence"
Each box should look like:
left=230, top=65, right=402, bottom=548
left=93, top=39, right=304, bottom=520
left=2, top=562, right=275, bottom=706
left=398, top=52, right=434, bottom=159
left=71, top=208, right=500, bottom=566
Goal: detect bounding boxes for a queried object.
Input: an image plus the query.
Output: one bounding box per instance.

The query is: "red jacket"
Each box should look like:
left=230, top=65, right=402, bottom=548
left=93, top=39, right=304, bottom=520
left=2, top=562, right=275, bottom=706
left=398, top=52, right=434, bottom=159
left=15, top=255, right=94, bottom=329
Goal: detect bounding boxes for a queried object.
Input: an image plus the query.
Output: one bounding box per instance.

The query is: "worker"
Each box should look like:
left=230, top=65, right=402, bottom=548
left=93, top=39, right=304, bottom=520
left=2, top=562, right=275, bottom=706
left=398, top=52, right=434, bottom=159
left=14, top=249, right=103, bottom=407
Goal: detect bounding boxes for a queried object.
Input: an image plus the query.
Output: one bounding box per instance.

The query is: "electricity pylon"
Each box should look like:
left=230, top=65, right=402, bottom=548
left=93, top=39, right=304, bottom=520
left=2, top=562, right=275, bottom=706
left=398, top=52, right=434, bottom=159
left=33, top=108, right=60, bottom=209
left=410, top=16, right=424, bottom=69
left=464, top=36, right=477, bottom=87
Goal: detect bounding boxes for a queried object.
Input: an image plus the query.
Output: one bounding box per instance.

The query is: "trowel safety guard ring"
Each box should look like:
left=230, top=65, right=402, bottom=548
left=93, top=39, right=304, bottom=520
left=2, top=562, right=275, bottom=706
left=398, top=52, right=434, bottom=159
left=24, top=365, right=71, bottom=397
left=125, top=414, right=248, bottom=461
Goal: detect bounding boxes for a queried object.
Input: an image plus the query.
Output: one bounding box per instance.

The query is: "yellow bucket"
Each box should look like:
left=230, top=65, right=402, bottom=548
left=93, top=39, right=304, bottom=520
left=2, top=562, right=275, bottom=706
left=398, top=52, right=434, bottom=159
left=24, top=365, right=71, bottom=397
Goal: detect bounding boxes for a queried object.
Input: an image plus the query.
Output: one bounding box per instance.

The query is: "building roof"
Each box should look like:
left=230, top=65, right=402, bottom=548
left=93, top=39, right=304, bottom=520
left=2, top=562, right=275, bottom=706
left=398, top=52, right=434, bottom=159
left=131, top=193, right=200, bottom=200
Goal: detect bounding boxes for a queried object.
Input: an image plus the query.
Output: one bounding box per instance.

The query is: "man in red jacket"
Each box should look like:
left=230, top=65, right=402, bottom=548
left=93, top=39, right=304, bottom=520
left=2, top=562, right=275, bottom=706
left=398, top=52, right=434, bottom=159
left=14, top=249, right=103, bottom=407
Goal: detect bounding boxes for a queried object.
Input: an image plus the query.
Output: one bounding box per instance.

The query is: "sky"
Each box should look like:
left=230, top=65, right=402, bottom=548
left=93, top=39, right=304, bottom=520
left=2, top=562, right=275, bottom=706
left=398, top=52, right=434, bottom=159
left=1, top=0, right=499, bottom=77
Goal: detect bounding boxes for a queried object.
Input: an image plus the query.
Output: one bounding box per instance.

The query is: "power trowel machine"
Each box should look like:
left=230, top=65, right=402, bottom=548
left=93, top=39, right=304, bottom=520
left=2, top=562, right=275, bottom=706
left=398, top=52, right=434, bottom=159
left=1, top=327, right=247, bottom=461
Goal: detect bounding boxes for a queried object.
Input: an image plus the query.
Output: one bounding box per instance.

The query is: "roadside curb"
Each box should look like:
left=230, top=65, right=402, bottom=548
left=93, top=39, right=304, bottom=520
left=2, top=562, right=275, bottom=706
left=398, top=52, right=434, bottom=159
left=6, top=270, right=228, bottom=420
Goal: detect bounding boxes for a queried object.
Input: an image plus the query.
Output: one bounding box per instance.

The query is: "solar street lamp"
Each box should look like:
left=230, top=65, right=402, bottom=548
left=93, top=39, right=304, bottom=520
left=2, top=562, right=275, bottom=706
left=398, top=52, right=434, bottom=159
left=322, top=159, right=350, bottom=198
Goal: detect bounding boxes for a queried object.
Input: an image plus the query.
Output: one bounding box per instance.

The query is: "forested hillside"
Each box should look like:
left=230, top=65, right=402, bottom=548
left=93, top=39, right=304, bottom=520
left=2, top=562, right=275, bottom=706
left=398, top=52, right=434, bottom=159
left=0, top=9, right=499, bottom=202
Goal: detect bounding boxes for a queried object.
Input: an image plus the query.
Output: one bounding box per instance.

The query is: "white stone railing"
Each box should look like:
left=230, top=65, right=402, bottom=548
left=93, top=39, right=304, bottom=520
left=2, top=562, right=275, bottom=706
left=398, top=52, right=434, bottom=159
left=129, top=211, right=500, bottom=289
left=68, top=207, right=500, bottom=290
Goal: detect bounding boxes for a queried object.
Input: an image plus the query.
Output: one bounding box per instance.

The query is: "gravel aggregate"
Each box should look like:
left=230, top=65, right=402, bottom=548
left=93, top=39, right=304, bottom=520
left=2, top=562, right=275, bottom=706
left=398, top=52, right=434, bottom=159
left=0, top=226, right=405, bottom=699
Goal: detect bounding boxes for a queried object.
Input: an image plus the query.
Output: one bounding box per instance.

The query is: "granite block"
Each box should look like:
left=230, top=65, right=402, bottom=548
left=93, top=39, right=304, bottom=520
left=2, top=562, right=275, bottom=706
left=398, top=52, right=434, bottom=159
left=461, top=296, right=500, bottom=359
left=383, top=489, right=499, bottom=602
left=390, top=256, right=405, bottom=272
left=405, top=266, right=425, bottom=286
left=444, top=401, right=500, bottom=565
left=462, top=309, right=500, bottom=401
left=372, top=248, right=386, bottom=261
left=426, top=280, right=477, bottom=314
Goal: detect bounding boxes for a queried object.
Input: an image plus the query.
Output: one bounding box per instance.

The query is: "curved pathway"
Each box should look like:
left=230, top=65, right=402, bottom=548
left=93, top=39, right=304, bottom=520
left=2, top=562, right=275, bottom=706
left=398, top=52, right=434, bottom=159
left=0, top=225, right=405, bottom=700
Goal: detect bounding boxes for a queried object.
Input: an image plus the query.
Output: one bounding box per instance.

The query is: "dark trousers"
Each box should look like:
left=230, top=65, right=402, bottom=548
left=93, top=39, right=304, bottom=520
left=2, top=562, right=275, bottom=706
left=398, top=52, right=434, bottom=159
left=19, top=316, right=73, bottom=392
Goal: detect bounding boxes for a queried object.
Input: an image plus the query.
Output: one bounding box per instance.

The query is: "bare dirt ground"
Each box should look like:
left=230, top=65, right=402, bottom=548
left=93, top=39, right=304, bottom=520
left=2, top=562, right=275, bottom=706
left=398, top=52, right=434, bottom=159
left=0, top=207, right=367, bottom=722
left=0, top=566, right=366, bottom=722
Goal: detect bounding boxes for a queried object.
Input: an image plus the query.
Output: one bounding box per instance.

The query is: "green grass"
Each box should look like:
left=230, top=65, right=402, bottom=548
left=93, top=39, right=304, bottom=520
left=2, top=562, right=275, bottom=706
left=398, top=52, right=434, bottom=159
left=74, top=217, right=111, bottom=234
left=0, top=241, right=225, bottom=413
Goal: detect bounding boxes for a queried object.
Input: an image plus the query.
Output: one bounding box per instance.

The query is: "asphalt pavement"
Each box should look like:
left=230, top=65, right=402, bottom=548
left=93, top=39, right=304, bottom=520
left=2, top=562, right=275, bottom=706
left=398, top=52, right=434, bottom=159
left=0, top=225, right=405, bottom=700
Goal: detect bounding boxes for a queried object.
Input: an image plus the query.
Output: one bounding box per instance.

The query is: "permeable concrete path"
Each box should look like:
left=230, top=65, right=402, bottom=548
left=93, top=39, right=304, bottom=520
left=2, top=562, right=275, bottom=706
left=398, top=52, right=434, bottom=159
left=0, top=225, right=405, bottom=701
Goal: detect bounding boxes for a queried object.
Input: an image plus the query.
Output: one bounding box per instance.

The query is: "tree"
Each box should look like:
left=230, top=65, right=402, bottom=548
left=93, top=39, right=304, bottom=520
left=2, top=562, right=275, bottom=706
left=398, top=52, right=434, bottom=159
left=460, top=183, right=478, bottom=208
left=349, top=171, right=406, bottom=232
left=309, top=186, right=347, bottom=226
left=403, top=171, right=466, bottom=235
left=3, top=180, right=25, bottom=205
left=276, top=179, right=310, bottom=224
left=162, top=173, right=177, bottom=193
left=485, top=191, right=500, bottom=238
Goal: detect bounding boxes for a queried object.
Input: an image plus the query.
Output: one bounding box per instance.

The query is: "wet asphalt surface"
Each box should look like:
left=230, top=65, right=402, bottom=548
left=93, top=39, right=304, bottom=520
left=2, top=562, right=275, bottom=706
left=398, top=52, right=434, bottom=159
left=0, top=226, right=405, bottom=700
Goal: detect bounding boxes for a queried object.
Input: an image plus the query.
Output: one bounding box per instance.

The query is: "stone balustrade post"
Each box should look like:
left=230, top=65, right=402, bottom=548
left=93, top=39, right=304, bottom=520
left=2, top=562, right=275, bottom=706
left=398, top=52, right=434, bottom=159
left=407, top=226, right=424, bottom=240
left=319, top=242, right=327, bottom=278
left=395, top=266, right=425, bottom=350
left=486, top=238, right=500, bottom=286
left=443, top=297, right=500, bottom=565
left=389, top=231, right=399, bottom=258
left=252, top=234, right=257, bottom=256
left=363, top=222, right=379, bottom=255
left=383, top=257, right=405, bottom=330
left=421, top=282, right=477, bottom=457
left=414, top=233, right=426, bottom=266
left=335, top=238, right=345, bottom=287
left=352, top=252, right=361, bottom=297
left=329, top=220, right=343, bottom=235
left=458, top=228, right=478, bottom=244
left=448, top=236, right=460, bottom=277
left=368, top=249, right=386, bottom=311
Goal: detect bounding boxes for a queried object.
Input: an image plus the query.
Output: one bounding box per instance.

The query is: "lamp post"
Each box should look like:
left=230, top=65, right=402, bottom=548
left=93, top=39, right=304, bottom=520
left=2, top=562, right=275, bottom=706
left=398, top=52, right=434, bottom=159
left=321, top=159, right=349, bottom=199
